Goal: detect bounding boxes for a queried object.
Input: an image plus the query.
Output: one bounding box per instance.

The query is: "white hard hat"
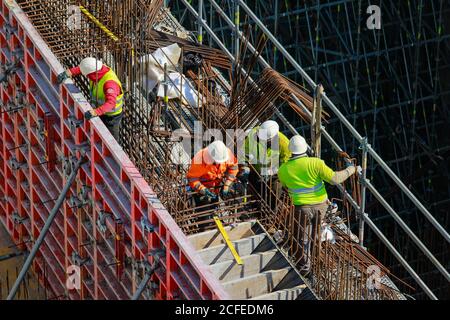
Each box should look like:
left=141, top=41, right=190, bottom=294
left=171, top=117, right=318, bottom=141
left=207, top=140, right=230, bottom=163
left=257, top=120, right=279, bottom=141
left=289, top=135, right=308, bottom=155
left=79, top=57, right=103, bottom=76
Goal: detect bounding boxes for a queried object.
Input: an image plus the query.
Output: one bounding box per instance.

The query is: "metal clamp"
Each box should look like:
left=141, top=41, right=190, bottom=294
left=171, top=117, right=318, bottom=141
left=79, top=185, right=92, bottom=204
left=15, top=90, right=26, bottom=106
left=8, top=156, right=27, bottom=171
left=36, top=119, right=46, bottom=141
left=71, top=251, right=90, bottom=267
left=0, top=60, right=21, bottom=84
left=140, top=216, right=155, bottom=235
left=97, top=210, right=112, bottom=234
left=68, top=195, right=83, bottom=209
left=68, top=116, right=84, bottom=132
left=62, top=156, right=77, bottom=177
left=12, top=48, right=23, bottom=60
left=12, top=212, right=28, bottom=225
left=73, top=142, right=90, bottom=158
left=3, top=22, right=17, bottom=40
left=358, top=137, right=371, bottom=153
left=359, top=176, right=370, bottom=187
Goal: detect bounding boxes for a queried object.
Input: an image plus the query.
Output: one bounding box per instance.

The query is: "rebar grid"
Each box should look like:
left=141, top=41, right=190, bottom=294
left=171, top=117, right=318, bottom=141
left=14, top=0, right=407, bottom=300
left=172, top=0, right=450, bottom=299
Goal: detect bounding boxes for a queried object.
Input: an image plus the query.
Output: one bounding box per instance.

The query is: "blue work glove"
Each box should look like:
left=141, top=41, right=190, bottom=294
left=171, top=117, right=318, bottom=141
left=345, top=160, right=354, bottom=168
left=202, top=189, right=217, bottom=201
left=57, top=71, right=70, bottom=84
left=84, top=110, right=98, bottom=121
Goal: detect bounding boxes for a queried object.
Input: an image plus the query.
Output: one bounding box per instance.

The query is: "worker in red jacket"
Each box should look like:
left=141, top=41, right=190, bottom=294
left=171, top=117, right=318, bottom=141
left=57, top=57, right=124, bottom=140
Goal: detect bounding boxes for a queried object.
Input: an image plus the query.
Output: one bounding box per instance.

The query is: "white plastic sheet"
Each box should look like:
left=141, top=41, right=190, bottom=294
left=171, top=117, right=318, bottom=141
left=139, top=43, right=204, bottom=108
left=157, top=72, right=205, bottom=108
left=321, top=225, right=336, bottom=244
left=143, top=43, right=181, bottom=72
left=139, top=43, right=181, bottom=93
left=170, top=142, right=191, bottom=167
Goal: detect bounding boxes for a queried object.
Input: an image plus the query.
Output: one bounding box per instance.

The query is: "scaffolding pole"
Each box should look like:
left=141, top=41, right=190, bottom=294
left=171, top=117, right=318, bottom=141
left=7, top=155, right=86, bottom=300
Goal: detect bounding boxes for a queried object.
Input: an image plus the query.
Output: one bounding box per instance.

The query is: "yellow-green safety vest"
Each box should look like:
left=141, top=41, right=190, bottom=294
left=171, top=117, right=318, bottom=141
left=89, top=69, right=124, bottom=116
left=278, top=156, right=335, bottom=205
left=244, top=127, right=291, bottom=172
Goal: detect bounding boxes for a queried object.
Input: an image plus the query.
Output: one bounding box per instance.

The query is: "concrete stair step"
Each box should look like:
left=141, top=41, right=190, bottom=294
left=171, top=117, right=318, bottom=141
left=250, top=284, right=307, bottom=300
left=198, top=233, right=267, bottom=265
left=210, top=250, right=288, bottom=282
left=222, top=268, right=292, bottom=299
left=188, top=221, right=255, bottom=250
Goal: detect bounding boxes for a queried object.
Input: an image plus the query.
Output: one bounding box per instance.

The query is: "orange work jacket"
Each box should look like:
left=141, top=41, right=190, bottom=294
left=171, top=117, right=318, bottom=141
left=187, top=148, right=239, bottom=193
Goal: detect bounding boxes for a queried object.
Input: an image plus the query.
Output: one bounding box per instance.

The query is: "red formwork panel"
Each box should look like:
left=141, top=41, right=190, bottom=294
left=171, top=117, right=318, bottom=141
left=0, top=0, right=228, bottom=300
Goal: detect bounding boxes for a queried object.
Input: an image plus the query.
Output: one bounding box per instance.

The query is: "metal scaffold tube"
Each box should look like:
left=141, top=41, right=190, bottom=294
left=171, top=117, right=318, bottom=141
left=6, top=0, right=445, bottom=300
left=335, top=184, right=438, bottom=300
left=7, top=155, right=86, bottom=300
left=365, top=179, right=450, bottom=283
left=132, top=272, right=153, bottom=300
left=132, top=261, right=159, bottom=300
left=234, top=0, right=450, bottom=245
left=176, top=0, right=445, bottom=298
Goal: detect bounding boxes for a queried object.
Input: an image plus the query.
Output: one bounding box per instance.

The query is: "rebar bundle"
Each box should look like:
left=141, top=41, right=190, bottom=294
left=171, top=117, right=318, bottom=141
left=175, top=0, right=450, bottom=299
left=222, top=67, right=327, bottom=130
left=11, top=0, right=410, bottom=300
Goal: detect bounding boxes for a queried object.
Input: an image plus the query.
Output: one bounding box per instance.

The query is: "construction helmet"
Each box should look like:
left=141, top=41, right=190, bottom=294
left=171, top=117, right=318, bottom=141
left=257, top=120, right=279, bottom=141
left=79, top=57, right=103, bottom=76
left=289, top=135, right=308, bottom=155
left=207, top=140, right=230, bottom=164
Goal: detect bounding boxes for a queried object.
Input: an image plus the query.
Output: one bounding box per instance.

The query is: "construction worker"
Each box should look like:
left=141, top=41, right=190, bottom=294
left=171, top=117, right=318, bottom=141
left=245, top=120, right=291, bottom=176
left=57, top=57, right=124, bottom=140
left=187, top=140, right=239, bottom=204
left=278, top=135, right=360, bottom=273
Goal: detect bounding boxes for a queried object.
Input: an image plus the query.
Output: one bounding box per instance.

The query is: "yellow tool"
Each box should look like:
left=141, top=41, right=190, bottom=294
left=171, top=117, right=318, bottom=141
left=79, top=6, right=119, bottom=42
left=213, top=216, right=243, bottom=265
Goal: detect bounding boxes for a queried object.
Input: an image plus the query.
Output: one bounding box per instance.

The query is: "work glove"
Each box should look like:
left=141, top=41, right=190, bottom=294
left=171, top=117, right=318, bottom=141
left=238, top=166, right=250, bottom=184
left=356, top=165, right=363, bottom=175
left=221, top=185, right=230, bottom=198
left=57, top=70, right=70, bottom=84
left=84, top=109, right=98, bottom=121
left=202, top=189, right=217, bottom=201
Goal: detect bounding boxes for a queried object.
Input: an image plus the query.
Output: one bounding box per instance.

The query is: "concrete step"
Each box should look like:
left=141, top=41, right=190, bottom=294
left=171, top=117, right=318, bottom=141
left=250, top=284, right=308, bottom=300
left=222, top=268, right=292, bottom=299
left=188, top=221, right=255, bottom=250
left=210, top=250, right=289, bottom=282
left=198, top=233, right=267, bottom=265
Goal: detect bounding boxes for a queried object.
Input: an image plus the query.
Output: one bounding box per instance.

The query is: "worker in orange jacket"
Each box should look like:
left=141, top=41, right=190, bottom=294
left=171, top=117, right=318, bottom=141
left=187, top=140, right=239, bottom=203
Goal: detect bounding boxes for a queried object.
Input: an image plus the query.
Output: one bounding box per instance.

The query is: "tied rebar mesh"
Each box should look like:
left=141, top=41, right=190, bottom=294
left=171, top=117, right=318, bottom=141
left=14, top=0, right=408, bottom=300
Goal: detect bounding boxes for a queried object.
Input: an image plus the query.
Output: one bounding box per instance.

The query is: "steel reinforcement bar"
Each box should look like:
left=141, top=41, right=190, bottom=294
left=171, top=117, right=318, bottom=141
left=0, top=0, right=228, bottom=300
left=176, top=0, right=446, bottom=299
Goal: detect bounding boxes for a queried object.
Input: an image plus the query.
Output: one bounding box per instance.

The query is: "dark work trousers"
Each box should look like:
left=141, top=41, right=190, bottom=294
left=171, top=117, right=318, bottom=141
left=293, top=201, right=329, bottom=272
left=100, top=113, right=123, bottom=141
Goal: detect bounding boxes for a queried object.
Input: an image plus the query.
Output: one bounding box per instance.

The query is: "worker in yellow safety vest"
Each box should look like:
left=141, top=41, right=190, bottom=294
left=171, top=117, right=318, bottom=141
left=278, top=135, right=360, bottom=273
left=244, top=120, right=291, bottom=176
left=57, top=57, right=124, bottom=140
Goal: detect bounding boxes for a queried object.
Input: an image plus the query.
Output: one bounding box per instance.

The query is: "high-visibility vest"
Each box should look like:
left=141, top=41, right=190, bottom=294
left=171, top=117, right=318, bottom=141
left=278, top=156, right=335, bottom=205
left=89, top=68, right=124, bottom=116
left=244, top=127, right=291, bottom=172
